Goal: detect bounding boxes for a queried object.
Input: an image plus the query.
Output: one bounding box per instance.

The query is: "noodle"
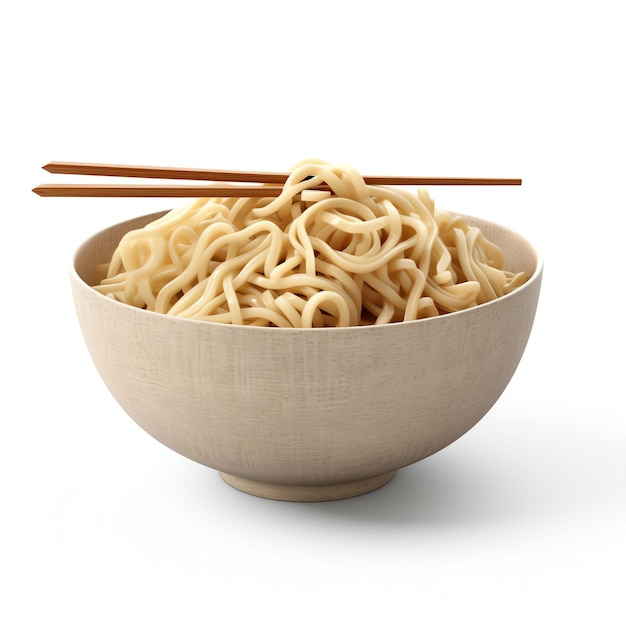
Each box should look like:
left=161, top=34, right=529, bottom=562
left=94, top=160, right=528, bottom=327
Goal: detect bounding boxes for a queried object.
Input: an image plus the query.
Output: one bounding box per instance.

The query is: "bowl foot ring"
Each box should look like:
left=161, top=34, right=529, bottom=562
left=219, top=470, right=397, bottom=502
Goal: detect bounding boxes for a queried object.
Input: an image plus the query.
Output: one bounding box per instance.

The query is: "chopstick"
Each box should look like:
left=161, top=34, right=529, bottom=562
left=32, top=161, right=522, bottom=198
left=33, top=184, right=286, bottom=198
left=40, top=161, right=290, bottom=183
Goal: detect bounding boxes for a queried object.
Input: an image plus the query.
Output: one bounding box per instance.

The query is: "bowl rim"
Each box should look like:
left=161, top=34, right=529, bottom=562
left=70, top=210, right=543, bottom=334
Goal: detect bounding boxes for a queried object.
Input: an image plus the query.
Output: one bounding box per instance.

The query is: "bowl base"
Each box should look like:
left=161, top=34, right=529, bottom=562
left=219, top=470, right=397, bottom=502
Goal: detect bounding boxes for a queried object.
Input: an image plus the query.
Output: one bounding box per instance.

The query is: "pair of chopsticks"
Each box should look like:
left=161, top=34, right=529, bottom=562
left=32, top=162, right=522, bottom=198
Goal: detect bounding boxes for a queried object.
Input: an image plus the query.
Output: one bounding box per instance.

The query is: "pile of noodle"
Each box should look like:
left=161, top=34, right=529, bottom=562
left=94, top=160, right=527, bottom=328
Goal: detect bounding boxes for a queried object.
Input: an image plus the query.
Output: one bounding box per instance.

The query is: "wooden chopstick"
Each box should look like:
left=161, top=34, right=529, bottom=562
left=41, top=161, right=290, bottom=184
left=33, top=184, right=285, bottom=198
left=33, top=161, right=522, bottom=198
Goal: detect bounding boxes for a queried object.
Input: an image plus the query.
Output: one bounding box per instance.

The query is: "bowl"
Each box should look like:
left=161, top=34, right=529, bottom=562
left=70, top=210, right=542, bottom=502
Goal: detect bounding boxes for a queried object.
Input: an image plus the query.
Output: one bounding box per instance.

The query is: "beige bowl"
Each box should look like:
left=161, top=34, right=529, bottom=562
left=71, top=211, right=542, bottom=502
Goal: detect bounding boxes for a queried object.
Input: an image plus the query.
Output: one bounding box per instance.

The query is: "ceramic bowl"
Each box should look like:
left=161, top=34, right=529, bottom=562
left=70, top=211, right=542, bottom=501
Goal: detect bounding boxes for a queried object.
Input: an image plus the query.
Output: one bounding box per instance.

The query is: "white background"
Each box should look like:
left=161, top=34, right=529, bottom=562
left=2, top=1, right=624, bottom=624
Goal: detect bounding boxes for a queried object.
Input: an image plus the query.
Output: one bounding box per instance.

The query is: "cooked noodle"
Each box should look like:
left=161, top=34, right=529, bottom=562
left=94, top=160, right=528, bottom=327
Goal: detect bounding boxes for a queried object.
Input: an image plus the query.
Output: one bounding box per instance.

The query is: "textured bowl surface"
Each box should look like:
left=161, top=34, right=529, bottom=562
left=71, top=211, right=542, bottom=501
